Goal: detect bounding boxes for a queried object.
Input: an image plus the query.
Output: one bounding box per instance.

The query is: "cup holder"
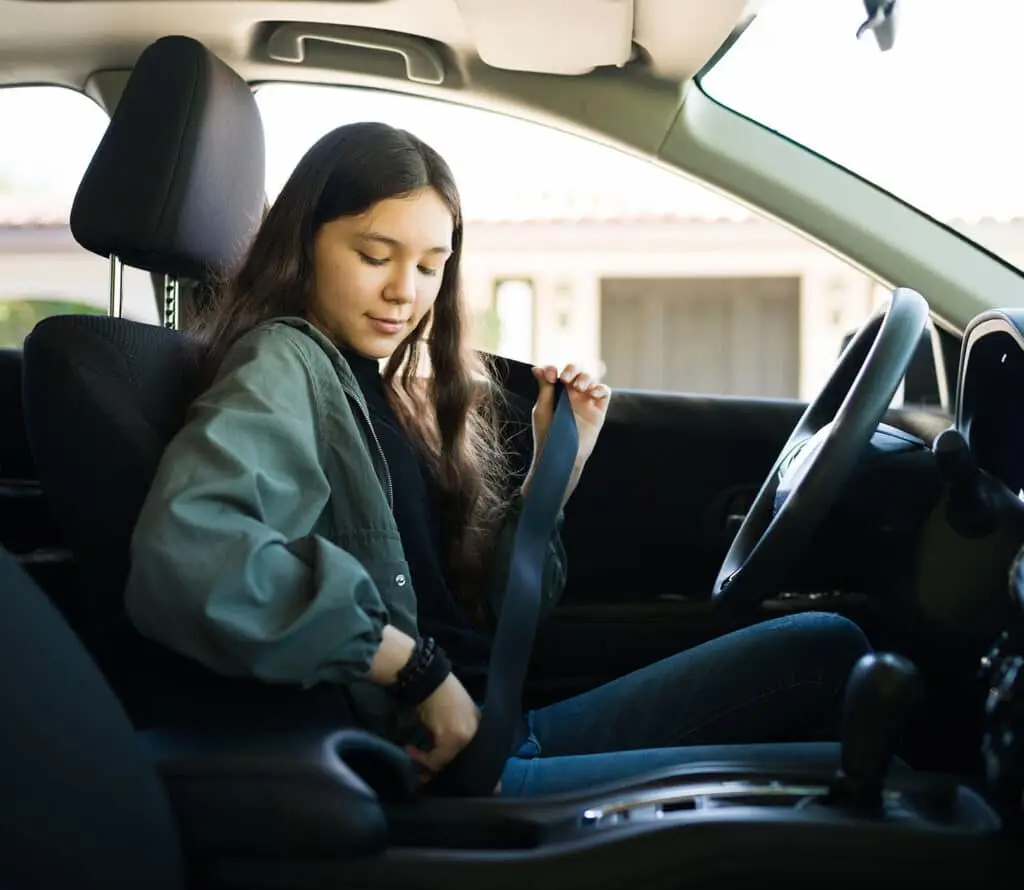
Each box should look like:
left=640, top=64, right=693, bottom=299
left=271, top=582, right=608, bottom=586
left=328, top=730, right=420, bottom=802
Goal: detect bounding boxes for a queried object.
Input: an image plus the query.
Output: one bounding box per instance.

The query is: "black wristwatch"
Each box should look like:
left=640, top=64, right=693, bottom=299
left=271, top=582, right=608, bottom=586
left=389, top=636, right=452, bottom=706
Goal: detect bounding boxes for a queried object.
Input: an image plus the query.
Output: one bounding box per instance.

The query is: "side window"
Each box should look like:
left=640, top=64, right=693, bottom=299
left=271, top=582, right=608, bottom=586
left=0, top=87, right=157, bottom=347
left=255, top=84, right=943, bottom=410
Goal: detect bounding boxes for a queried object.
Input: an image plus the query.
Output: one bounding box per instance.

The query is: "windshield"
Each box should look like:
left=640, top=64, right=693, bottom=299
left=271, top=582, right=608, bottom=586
left=701, top=0, right=1024, bottom=270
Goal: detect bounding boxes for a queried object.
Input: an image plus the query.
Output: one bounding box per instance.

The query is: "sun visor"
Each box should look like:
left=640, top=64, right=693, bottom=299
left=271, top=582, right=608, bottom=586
left=454, top=0, right=634, bottom=75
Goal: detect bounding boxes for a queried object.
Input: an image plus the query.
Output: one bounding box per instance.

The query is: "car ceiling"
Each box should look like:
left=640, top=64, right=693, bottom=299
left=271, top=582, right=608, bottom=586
left=0, top=0, right=750, bottom=122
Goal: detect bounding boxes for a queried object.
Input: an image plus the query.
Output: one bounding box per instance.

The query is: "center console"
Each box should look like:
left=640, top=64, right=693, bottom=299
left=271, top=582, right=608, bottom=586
left=147, top=652, right=1024, bottom=889
left=558, top=652, right=985, bottom=832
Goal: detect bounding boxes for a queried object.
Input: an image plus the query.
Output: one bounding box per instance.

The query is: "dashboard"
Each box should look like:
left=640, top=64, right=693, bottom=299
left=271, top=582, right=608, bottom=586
left=957, top=310, right=1024, bottom=499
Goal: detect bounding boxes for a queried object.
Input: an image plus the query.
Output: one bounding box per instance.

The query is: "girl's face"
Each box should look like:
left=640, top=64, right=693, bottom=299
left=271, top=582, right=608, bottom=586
left=308, top=187, right=454, bottom=359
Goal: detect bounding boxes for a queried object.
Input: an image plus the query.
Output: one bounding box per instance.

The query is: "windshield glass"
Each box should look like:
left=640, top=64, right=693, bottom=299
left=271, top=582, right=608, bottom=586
left=701, top=0, right=1024, bottom=270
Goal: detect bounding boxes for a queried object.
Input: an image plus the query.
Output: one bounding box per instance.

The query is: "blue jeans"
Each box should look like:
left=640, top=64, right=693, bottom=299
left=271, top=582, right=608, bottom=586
left=499, top=611, right=871, bottom=797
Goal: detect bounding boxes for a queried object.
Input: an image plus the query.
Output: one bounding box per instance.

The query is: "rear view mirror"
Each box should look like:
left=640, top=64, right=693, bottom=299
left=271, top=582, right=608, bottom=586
left=856, top=0, right=899, bottom=52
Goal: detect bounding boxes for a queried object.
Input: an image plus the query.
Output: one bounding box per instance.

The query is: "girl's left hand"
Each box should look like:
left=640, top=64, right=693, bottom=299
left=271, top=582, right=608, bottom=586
left=530, top=363, right=612, bottom=469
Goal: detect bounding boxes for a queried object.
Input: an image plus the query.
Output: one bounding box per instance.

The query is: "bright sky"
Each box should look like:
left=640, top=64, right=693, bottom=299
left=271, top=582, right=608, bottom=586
left=1, top=0, right=1022, bottom=226
left=704, top=0, right=1024, bottom=221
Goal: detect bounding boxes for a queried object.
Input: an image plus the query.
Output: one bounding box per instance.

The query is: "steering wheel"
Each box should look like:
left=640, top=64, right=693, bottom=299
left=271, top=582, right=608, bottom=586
left=712, top=287, right=930, bottom=614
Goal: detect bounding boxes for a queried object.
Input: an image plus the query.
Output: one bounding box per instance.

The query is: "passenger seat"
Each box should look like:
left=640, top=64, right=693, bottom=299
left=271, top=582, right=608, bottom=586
left=0, top=544, right=184, bottom=890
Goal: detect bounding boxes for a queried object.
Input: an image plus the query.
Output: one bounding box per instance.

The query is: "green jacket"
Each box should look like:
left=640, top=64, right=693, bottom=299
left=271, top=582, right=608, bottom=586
left=125, top=317, right=567, bottom=742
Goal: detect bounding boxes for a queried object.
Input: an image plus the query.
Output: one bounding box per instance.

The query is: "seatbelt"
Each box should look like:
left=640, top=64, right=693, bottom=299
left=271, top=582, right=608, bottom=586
left=429, top=382, right=578, bottom=796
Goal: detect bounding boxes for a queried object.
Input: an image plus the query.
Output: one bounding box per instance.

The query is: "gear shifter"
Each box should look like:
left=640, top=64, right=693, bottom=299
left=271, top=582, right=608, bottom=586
left=827, top=652, right=923, bottom=812
left=932, top=428, right=997, bottom=537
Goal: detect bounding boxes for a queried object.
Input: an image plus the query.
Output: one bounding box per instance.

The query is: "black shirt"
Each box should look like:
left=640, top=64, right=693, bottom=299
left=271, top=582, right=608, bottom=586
left=341, top=348, right=491, bottom=701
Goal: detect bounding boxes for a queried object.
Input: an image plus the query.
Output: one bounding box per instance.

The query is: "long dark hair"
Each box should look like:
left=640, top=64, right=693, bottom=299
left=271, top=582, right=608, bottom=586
left=192, top=121, right=509, bottom=620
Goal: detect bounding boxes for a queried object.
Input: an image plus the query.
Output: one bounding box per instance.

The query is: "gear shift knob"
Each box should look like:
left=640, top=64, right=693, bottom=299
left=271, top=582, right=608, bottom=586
left=832, top=652, right=923, bottom=811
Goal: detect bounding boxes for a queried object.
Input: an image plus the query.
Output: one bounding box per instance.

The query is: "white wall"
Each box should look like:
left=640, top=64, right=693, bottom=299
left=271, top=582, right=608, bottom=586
left=6, top=215, right=1010, bottom=404
left=0, top=221, right=883, bottom=399
left=0, top=248, right=159, bottom=324
left=464, top=219, right=882, bottom=399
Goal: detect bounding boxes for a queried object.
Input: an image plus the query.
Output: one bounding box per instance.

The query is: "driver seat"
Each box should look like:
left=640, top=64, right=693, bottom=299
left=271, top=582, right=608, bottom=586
left=21, top=35, right=270, bottom=725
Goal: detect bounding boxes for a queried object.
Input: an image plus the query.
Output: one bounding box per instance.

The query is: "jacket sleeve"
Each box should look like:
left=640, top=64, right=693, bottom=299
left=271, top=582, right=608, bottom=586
left=125, top=328, right=389, bottom=688
left=485, top=493, right=568, bottom=623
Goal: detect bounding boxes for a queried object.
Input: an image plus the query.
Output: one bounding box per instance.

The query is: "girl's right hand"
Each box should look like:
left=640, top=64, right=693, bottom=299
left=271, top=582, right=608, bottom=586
left=405, top=672, right=481, bottom=781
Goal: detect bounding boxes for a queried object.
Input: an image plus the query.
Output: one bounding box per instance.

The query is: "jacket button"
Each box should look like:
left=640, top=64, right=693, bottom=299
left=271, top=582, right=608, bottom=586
left=395, top=574, right=407, bottom=587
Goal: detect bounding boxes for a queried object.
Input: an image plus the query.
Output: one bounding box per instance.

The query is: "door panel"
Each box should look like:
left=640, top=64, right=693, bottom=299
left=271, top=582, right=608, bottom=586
left=560, top=391, right=797, bottom=604
left=492, top=358, right=952, bottom=704
left=525, top=390, right=803, bottom=701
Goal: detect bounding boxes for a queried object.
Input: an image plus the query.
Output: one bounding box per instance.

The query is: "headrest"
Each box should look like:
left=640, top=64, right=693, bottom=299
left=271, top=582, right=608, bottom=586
left=71, top=35, right=266, bottom=281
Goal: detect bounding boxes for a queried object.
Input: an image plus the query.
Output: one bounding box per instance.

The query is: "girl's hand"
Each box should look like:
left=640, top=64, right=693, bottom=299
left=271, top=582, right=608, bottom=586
left=405, top=672, right=480, bottom=782
left=530, top=363, right=612, bottom=475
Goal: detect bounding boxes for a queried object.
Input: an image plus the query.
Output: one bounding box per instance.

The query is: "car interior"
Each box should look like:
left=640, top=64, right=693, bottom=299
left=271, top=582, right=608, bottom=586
left=2, top=0, right=1024, bottom=886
